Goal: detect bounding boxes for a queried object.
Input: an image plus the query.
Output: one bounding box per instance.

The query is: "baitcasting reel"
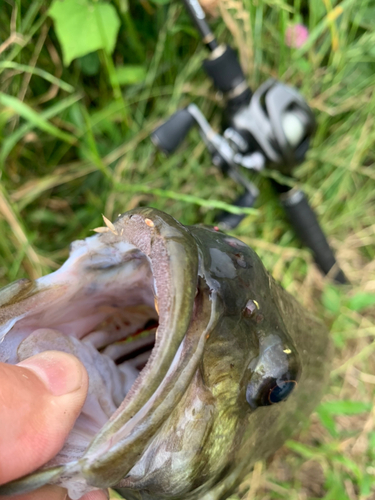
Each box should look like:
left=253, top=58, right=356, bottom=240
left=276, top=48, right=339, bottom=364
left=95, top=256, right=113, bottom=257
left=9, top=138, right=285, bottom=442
left=152, top=79, right=315, bottom=185
left=151, top=0, right=346, bottom=284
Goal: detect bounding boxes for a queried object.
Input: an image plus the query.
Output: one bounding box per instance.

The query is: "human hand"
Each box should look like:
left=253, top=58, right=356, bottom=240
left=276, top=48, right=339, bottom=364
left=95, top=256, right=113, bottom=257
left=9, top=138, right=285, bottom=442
left=0, top=351, right=108, bottom=500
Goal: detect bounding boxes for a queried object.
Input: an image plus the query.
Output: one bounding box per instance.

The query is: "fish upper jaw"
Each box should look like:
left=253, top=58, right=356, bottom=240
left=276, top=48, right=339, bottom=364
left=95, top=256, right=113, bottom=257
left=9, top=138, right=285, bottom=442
left=0, top=208, right=212, bottom=498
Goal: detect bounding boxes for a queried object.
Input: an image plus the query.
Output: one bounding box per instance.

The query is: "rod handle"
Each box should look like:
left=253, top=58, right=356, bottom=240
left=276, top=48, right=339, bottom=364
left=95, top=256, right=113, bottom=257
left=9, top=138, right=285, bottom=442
left=281, top=189, right=347, bottom=284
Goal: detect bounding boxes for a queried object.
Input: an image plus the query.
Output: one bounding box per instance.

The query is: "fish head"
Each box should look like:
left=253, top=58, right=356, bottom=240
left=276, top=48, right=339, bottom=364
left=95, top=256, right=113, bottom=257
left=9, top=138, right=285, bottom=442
left=0, top=208, right=330, bottom=500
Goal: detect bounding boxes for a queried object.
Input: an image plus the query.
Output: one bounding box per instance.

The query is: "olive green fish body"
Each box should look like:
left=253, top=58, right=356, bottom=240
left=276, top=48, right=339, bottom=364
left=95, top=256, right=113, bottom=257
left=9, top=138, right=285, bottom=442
left=0, top=209, right=330, bottom=500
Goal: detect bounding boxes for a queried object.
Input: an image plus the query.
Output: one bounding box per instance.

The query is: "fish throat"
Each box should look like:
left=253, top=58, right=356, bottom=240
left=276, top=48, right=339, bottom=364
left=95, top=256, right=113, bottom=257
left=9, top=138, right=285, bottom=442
left=0, top=210, right=201, bottom=495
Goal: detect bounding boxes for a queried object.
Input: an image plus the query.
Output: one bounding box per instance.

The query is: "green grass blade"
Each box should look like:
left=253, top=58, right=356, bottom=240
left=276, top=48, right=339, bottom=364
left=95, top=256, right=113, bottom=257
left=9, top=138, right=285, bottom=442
left=0, top=93, right=77, bottom=150
left=0, top=93, right=82, bottom=167
left=0, top=62, right=75, bottom=93
left=113, top=181, right=258, bottom=215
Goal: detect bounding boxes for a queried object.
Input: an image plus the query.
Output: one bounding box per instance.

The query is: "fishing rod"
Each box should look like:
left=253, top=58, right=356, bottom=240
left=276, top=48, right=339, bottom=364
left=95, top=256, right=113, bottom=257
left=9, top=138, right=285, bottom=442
left=151, top=0, right=347, bottom=284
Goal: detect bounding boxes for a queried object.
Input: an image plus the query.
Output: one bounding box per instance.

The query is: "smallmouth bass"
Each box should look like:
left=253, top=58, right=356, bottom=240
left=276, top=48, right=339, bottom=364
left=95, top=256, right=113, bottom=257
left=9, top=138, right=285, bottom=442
left=0, top=208, right=330, bottom=499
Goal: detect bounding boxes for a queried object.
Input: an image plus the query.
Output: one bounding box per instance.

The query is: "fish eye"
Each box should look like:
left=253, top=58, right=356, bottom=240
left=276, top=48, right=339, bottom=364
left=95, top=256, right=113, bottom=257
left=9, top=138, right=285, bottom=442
left=268, top=379, right=296, bottom=404
left=245, top=334, right=301, bottom=410
left=246, top=374, right=298, bottom=409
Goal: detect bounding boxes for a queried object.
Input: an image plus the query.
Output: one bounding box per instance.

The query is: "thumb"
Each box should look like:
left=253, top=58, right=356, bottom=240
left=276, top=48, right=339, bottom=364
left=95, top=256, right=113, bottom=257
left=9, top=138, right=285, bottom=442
left=0, top=351, right=88, bottom=485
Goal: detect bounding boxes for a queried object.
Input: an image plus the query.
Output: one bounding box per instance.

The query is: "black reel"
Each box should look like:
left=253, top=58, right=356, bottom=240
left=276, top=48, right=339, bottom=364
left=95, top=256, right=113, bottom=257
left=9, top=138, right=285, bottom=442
left=225, top=79, right=316, bottom=175
left=151, top=0, right=347, bottom=285
left=152, top=79, right=316, bottom=175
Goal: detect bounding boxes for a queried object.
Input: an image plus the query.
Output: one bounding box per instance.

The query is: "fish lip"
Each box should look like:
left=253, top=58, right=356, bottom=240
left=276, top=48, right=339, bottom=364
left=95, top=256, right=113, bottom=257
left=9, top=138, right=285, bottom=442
left=0, top=208, right=218, bottom=494
left=77, top=208, right=206, bottom=486
left=81, top=282, right=219, bottom=490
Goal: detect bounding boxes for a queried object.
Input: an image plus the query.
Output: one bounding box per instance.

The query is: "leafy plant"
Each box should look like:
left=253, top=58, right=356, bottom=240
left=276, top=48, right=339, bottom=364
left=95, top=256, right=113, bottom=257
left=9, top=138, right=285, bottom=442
left=49, top=0, right=120, bottom=65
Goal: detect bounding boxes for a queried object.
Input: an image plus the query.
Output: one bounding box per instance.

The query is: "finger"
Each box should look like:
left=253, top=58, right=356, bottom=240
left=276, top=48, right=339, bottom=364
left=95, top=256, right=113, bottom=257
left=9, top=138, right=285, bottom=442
left=80, top=490, right=109, bottom=500
left=0, top=485, right=67, bottom=500
left=0, top=486, right=109, bottom=500
left=0, top=351, right=88, bottom=485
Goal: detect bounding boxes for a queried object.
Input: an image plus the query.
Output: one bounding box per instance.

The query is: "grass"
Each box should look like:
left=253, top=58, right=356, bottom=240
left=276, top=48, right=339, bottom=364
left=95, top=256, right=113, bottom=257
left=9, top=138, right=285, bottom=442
left=1, top=0, right=375, bottom=499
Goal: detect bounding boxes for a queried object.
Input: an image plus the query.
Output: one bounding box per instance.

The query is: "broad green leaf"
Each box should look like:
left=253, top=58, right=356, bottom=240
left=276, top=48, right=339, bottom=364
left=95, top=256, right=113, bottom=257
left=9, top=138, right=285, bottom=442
left=318, top=400, right=372, bottom=415
left=316, top=406, right=338, bottom=437
left=49, top=0, right=120, bottom=66
left=293, top=57, right=311, bottom=74
left=347, top=292, right=375, bottom=312
left=322, top=285, right=342, bottom=314
left=111, top=65, right=146, bottom=86
left=360, top=473, right=373, bottom=497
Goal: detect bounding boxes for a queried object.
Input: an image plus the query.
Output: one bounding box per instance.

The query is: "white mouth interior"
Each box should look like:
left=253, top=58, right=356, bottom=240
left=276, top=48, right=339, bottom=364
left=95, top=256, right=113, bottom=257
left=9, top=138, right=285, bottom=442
left=0, top=235, right=160, bottom=464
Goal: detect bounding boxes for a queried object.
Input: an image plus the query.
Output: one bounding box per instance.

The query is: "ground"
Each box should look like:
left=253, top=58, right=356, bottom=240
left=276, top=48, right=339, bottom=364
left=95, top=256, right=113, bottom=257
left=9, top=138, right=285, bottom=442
left=0, top=1, right=374, bottom=499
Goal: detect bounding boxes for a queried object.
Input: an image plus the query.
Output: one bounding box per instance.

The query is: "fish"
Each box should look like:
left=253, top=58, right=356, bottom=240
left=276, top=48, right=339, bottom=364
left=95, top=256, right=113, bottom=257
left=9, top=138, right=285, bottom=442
left=0, top=207, right=330, bottom=500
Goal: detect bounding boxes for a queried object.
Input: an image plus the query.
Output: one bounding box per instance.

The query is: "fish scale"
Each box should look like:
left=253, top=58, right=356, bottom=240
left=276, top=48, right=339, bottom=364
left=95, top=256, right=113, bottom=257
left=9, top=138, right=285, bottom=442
left=0, top=208, right=330, bottom=500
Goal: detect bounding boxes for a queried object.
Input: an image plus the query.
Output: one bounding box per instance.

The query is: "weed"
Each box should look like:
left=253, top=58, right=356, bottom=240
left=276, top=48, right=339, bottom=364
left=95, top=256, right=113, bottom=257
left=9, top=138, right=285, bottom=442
left=0, top=0, right=374, bottom=498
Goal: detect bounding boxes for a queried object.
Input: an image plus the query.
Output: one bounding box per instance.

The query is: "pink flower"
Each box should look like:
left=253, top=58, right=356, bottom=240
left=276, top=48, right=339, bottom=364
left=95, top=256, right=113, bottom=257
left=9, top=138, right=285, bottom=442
left=285, top=24, right=309, bottom=48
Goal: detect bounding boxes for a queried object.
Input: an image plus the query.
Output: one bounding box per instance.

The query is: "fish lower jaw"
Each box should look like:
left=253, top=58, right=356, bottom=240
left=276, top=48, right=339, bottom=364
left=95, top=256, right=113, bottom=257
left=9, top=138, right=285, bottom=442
left=0, top=210, right=201, bottom=499
left=0, top=240, right=166, bottom=497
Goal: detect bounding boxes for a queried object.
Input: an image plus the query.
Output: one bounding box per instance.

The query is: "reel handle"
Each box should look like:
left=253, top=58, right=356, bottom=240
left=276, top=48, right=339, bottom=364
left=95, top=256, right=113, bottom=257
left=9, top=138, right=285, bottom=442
left=280, top=189, right=347, bottom=284
left=151, top=109, right=195, bottom=155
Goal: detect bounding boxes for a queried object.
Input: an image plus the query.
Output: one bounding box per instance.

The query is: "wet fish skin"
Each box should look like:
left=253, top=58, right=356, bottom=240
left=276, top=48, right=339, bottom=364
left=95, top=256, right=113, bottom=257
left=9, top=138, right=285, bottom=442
left=116, top=223, right=329, bottom=499
left=0, top=208, right=330, bottom=500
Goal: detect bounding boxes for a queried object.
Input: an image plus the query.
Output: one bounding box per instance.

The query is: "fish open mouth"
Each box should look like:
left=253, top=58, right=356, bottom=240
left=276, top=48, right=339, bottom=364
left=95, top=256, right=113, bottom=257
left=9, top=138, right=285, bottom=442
left=1, top=238, right=159, bottom=451
left=0, top=209, right=207, bottom=496
left=107, top=318, right=158, bottom=370
left=77, top=244, right=160, bottom=375
left=0, top=208, right=332, bottom=500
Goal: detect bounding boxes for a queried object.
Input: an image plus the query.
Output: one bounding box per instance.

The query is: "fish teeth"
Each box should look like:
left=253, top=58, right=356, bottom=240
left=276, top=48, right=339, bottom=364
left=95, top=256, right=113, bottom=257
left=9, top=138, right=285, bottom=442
left=102, top=215, right=119, bottom=235
left=92, top=215, right=119, bottom=235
